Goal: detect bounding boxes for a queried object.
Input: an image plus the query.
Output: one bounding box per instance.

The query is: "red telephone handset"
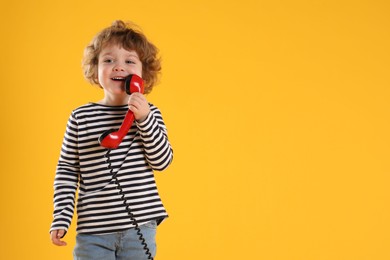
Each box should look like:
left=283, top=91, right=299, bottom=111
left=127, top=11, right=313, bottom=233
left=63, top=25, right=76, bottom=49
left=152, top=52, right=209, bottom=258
left=100, top=74, right=153, bottom=259
left=98, top=74, right=145, bottom=149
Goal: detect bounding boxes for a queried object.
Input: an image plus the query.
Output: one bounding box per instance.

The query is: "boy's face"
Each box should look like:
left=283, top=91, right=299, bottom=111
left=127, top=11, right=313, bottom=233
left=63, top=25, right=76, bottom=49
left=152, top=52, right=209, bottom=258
left=97, top=44, right=143, bottom=96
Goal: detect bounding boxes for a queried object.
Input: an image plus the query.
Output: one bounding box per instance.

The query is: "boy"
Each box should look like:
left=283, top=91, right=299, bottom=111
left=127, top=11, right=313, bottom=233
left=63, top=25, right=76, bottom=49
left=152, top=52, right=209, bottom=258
left=50, top=20, right=173, bottom=260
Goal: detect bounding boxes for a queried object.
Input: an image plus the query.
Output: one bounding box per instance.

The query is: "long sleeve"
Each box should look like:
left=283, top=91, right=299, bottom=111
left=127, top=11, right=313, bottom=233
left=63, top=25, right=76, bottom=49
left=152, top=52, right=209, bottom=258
left=50, top=103, right=171, bottom=235
left=136, top=105, right=173, bottom=171
left=50, top=112, right=80, bottom=233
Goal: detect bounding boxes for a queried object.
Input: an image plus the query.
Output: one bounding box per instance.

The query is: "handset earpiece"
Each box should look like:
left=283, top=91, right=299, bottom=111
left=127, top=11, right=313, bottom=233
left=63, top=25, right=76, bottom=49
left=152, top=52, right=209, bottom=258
left=98, top=74, right=144, bottom=149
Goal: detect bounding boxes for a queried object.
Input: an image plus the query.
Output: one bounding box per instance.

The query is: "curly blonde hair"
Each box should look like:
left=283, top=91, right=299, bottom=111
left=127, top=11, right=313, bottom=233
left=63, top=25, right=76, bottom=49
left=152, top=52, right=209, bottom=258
left=82, top=20, right=161, bottom=94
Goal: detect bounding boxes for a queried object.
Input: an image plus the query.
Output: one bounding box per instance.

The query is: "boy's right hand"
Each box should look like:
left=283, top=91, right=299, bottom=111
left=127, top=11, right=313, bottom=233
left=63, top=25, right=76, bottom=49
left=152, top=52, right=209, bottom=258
left=50, top=229, right=67, bottom=246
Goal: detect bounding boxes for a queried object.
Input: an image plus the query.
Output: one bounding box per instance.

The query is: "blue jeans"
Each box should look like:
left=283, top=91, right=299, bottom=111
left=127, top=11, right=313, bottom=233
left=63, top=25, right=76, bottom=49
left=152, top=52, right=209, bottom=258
left=73, top=221, right=157, bottom=260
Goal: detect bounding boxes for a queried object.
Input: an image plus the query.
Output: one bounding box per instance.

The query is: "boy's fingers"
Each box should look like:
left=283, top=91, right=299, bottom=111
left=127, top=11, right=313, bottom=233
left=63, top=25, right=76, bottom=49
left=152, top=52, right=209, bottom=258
left=57, top=230, right=65, bottom=238
left=50, top=230, right=67, bottom=246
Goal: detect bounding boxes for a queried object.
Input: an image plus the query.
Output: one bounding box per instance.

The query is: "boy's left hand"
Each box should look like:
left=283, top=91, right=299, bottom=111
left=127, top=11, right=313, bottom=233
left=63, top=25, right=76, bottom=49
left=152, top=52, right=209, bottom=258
left=128, top=93, right=150, bottom=122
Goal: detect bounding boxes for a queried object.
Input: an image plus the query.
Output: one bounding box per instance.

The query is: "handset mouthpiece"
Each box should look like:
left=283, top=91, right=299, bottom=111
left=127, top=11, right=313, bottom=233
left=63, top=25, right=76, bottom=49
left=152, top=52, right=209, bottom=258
left=125, top=74, right=144, bottom=95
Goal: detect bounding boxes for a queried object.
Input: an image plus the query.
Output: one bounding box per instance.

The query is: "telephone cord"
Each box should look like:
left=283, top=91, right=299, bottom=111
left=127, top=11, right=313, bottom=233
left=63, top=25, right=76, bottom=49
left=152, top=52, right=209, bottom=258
left=105, top=149, right=154, bottom=260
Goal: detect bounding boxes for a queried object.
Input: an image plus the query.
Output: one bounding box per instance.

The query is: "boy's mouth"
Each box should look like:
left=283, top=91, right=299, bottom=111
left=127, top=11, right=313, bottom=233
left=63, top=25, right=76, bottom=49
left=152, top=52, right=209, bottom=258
left=111, top=77, right=126, bottom=81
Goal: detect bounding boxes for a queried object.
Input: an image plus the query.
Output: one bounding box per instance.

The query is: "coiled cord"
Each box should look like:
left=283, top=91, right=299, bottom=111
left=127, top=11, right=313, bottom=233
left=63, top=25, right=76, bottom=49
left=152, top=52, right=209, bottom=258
left=105, top=149, right=154, bottom=260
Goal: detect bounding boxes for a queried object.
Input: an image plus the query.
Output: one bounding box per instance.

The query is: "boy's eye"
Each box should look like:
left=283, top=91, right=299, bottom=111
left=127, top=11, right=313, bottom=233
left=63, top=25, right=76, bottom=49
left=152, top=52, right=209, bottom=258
left=126, top=60, right=135, bottom=64
left=103, top=59, right=113, bottom=63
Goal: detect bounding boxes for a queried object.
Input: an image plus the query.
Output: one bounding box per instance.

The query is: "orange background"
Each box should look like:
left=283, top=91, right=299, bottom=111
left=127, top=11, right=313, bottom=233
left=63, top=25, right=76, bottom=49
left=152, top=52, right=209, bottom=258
left=1, top=0, right=389, bottom=259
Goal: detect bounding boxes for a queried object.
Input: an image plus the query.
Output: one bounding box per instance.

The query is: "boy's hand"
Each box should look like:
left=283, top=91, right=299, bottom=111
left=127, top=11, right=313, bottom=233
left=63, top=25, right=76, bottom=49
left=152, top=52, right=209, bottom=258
left=128, top=93, right=150, bottom=122
left=50, top=229, right=67, bottom=246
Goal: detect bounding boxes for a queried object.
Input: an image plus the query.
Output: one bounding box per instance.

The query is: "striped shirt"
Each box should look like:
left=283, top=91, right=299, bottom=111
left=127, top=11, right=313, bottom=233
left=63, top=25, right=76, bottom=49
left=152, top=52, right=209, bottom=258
left=50, top=103, right=173, bottom=235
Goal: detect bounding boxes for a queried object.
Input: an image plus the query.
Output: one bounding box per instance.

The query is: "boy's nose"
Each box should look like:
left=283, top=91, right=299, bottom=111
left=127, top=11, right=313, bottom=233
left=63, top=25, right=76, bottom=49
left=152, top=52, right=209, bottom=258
left=113, top=65, right=125, bottom=71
